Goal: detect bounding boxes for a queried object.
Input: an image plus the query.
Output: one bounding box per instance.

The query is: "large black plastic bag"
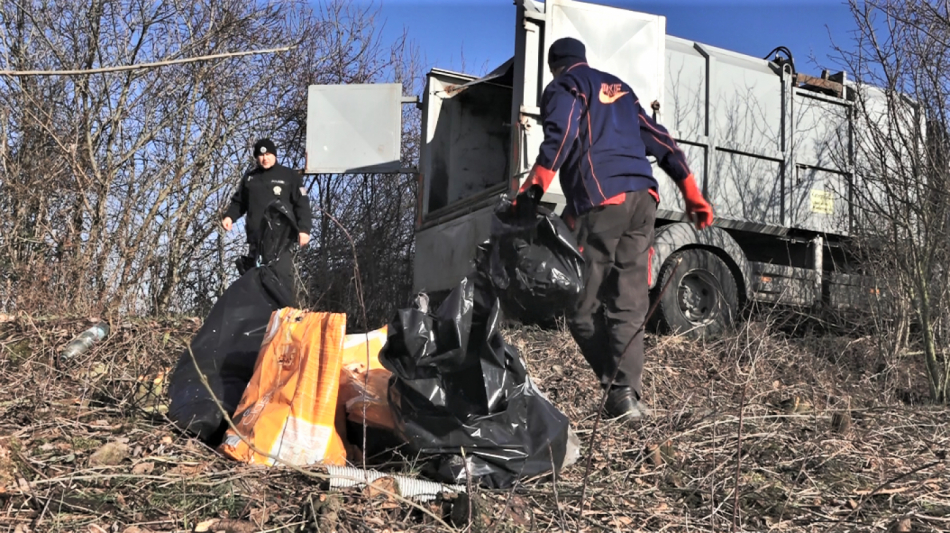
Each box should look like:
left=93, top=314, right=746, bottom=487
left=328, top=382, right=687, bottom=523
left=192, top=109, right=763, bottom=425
left=478, top=198, right=584, bottom=324
left=167, top=202, right=299, bottom=442
left=379, top=276, right=573, bottom=489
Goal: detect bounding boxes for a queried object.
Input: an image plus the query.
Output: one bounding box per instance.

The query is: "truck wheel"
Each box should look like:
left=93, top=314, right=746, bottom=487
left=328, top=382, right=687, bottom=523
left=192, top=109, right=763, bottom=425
left=652, top=249, right=738, bottom=338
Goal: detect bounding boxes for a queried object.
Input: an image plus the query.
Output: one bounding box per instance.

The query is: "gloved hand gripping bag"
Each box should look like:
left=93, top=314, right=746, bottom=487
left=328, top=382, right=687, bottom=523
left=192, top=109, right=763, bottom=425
left=477, top=199, right=585, bottom=324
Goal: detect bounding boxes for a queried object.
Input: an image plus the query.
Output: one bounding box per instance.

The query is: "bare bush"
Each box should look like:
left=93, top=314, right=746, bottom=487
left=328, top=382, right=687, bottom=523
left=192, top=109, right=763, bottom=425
left=837, top=0, right=950, bottom=402
left=0, top=0, right=414, bottom=319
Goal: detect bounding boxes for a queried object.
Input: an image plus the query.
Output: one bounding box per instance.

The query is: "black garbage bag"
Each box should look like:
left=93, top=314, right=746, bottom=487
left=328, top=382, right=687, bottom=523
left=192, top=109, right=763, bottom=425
left=167, top=201, right=299, bottom=442
left=477, top=197, right=584, bottom=324
left=379, top=276, right=572, bottom=489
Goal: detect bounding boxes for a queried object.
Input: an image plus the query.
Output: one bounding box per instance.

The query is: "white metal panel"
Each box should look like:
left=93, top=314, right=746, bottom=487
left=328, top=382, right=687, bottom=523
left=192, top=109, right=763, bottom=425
left=305, top=83, right=402, bottom=174
left=660, top=38, right=708, bottom=217
left=710, top=152, right=783, bottom=227
left=850, top=84, right=920, bottom=237
left=545, top=0, right=666, bottom=108
left=786, top=167, right=850, bottom=234
left=711, top=53, right=783, bottom=156
left=795, top=92, right=849, bottom=171
left=664, top=38, right=707, bottom=141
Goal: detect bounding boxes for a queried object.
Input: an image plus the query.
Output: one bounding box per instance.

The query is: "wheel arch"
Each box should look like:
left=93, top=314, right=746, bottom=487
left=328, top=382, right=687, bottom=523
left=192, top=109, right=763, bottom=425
left=650, top=223, right=752, bottom=304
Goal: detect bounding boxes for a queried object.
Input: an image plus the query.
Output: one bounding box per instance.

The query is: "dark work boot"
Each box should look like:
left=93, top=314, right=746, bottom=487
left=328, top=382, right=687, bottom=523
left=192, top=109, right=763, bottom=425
left=604, top=386, right=651, bottom=422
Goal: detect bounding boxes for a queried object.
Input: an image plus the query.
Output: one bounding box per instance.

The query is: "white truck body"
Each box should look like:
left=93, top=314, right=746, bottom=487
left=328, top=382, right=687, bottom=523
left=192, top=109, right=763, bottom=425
left=307, top=0, right=888, bottom=331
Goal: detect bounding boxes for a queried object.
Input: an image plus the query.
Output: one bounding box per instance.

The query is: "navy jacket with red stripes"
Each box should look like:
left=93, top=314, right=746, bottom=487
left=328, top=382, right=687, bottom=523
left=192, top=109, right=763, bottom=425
left=531, top=62, right=692, bottom=217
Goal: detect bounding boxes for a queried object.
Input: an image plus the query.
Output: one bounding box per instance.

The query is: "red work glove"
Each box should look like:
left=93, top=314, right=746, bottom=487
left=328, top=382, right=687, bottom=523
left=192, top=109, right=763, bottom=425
left=511, top=164, right=555, bottom=216
left=676, top=174, right=714, bottom=230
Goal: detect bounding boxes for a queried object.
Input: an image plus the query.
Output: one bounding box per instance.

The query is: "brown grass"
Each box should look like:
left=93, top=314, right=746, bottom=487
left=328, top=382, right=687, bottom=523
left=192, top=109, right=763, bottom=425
left=0, top=313, right=947, bottom=532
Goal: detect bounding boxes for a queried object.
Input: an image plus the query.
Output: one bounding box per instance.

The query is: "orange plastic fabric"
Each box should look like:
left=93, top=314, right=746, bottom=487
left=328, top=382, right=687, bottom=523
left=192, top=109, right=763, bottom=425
left=220, top=308, right=348, bottom=466
left=337, top=326, right=395, bottom=431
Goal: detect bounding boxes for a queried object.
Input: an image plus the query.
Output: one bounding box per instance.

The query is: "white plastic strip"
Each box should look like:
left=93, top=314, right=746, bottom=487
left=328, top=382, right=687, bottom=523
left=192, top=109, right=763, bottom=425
left=326, top=465, right=466, bottom=502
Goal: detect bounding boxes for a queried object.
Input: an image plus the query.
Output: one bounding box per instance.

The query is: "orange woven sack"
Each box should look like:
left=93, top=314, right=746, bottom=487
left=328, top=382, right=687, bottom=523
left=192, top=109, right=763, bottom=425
left=220, top=308, right=348, bottom=466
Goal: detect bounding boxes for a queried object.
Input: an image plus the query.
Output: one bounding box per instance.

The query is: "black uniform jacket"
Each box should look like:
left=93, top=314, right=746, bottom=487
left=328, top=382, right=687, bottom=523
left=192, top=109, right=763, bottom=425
left=223, top=163, right=312, bottom=246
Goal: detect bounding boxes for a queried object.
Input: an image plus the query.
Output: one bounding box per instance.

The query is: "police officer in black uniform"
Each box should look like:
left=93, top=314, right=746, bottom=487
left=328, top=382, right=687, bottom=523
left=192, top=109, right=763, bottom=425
left=222, top=138, right=313, bottom=274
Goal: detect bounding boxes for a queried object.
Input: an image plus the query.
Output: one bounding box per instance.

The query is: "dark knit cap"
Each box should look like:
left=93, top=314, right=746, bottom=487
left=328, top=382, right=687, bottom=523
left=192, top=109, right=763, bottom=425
left=253, top=138, right=277, bottom=158
left=548, top=37, right=587, bottom=71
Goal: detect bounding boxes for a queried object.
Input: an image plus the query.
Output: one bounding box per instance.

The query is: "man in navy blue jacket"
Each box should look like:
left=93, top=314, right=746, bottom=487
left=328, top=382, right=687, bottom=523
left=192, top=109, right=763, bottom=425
left=517, top=37, right=714, bottom=423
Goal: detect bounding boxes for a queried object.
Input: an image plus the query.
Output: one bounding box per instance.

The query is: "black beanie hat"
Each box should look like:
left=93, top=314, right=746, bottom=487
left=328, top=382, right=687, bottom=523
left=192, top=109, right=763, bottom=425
left=548, top=37, right=587, bottom=71
left=253, top=138, right=277, bottom=158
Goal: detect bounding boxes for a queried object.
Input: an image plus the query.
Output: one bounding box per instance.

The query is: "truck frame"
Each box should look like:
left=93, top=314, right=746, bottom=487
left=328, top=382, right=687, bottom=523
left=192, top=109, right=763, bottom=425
left=305, top=0, right=879, bottom=336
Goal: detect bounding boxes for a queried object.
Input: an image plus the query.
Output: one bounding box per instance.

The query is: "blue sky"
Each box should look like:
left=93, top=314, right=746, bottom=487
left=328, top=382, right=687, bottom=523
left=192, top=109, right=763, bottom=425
left=363, top=0, right=857, bottom=79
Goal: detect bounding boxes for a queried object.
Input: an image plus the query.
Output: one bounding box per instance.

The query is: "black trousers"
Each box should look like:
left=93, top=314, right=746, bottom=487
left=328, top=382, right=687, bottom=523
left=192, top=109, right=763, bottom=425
left=567, top=189, right=657, bottom=400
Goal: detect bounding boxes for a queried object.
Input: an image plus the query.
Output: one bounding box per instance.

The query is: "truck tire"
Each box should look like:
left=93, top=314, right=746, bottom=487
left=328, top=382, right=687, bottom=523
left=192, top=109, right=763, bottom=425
left=651, top=248, right=738, bottom=338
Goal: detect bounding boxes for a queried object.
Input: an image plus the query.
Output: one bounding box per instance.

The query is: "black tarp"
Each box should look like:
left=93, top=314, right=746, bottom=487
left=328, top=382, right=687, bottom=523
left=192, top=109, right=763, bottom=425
left=167, top=201, right=299, bottom=442
left=379, top=276, right=572, bottom=489
left=477, top=199, right=584, bottom=324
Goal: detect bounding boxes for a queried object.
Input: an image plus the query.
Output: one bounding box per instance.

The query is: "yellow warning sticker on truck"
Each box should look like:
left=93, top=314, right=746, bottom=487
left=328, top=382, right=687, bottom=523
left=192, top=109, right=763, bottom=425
left=810, top=189, right=834, bottom=214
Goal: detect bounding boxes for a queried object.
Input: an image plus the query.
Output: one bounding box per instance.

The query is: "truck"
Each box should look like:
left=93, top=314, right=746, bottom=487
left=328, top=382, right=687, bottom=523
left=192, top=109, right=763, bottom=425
left=304, top=0, right=880, bottom=336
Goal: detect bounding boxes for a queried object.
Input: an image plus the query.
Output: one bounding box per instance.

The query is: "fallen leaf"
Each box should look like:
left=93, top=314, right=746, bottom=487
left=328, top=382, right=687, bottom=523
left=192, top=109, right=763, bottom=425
left=160, top=436, right=173, bottom=445
left=48, top=453, right=75, bottom=464
left=132, top=462, right=155, bottom=475
left=889, top=517, right=912, bottom=533
left=0, top=442, right=15, bottom=489
left=86, top=362, right=108, bottom=379
left=194, top=519, right=256, bottom=533
left=121, top=527, right=153, bottom=533
left=248, top=504, right=277, bottom=525
left=87, top=525, right=108, bottom=533
left=168, top=463, right=203, bottom=476
left=364, top=476, right=399, bottom=501
left=194, top=519, right=218, bottom=532
left=88, top=442, right=130, bottom=466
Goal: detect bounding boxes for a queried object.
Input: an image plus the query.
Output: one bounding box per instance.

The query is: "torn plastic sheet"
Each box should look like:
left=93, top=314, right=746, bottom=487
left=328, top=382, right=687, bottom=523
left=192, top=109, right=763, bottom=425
left=326, top=465, right=465, bottom=502
left=379, top=276, right=574, bottom=489
left=477, top=198, right=584, bottom=324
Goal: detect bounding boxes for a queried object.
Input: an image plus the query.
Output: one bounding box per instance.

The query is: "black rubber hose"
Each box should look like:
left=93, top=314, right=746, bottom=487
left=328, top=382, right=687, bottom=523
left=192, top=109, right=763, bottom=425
left=764, top=46, right=796, bottom=75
